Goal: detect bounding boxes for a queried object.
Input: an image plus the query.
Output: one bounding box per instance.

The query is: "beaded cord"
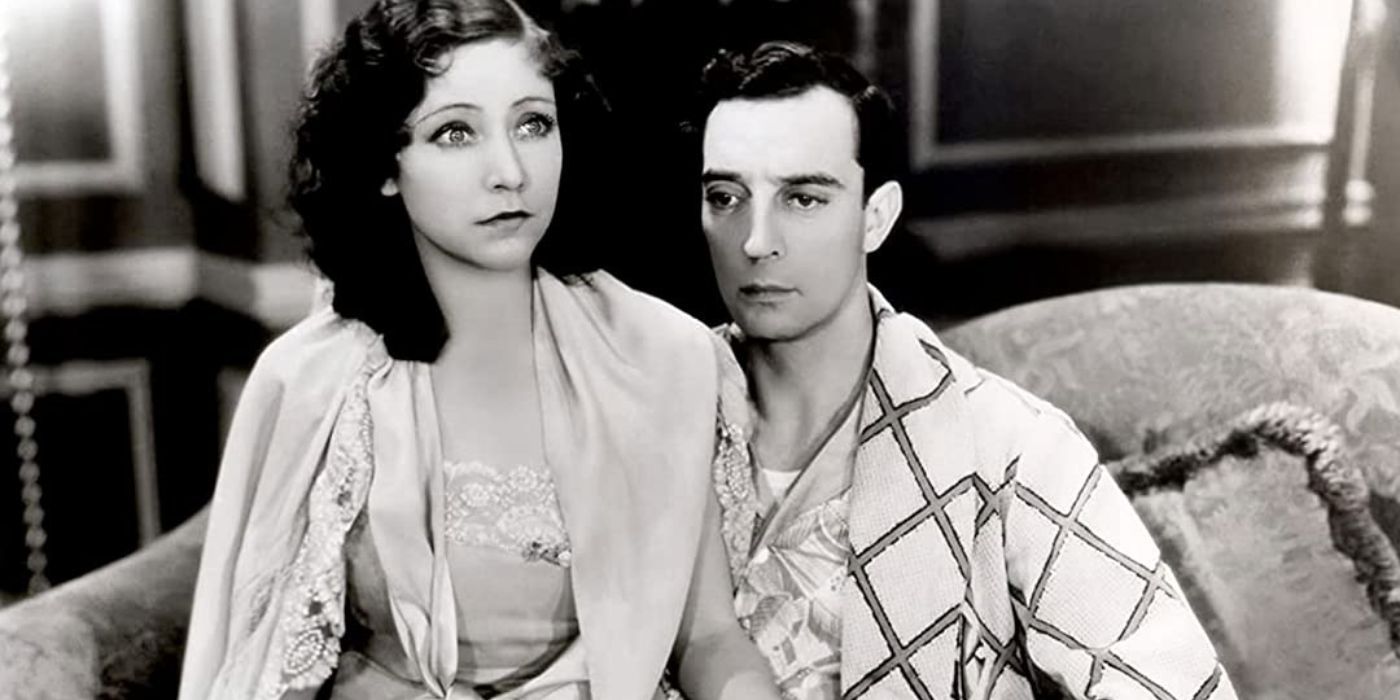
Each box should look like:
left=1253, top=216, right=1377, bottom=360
left=0, top=8, right=47, bottom=596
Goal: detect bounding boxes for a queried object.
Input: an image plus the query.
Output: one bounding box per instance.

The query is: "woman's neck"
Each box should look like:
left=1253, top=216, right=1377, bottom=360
left=422, top=257, right=535, bottom=363
left=420, top=256, right=543, bottom=466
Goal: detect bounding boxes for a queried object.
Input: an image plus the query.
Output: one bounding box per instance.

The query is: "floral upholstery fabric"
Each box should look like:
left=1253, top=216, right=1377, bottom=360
left=941, top=283, right=1400, bottom=699
left=938, top=284, right=1400, bottom=512
left=0, top=509, right=208, bottom=698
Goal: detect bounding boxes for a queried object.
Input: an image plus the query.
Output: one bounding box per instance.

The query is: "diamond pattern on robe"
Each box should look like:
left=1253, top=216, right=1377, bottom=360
left=1034, top=536, right=1148, bottom=649
left=907, top=623, right=961, bottom=697
left=865, top=516, right=964, bottom=646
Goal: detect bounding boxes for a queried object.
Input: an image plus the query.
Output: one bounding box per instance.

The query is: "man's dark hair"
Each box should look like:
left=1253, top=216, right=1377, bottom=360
left=687, top=41, right=899, bottom=198
left=289, top=0, right=615, bottom=362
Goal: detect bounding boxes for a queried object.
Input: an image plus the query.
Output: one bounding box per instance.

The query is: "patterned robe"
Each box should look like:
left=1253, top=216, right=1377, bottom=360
left=713, top=288, right=1237, bottom=699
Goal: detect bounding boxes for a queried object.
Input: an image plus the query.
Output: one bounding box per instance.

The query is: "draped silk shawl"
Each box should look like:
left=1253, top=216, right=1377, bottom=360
left=180, top=271, right=726, bottom=700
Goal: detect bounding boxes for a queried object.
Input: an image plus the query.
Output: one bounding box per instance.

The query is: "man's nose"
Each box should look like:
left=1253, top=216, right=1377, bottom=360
left=741, top=206, right=783, bottom=260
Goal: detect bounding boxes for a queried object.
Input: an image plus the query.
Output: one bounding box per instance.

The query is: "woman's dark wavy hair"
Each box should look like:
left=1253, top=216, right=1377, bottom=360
left=290, top=0, right=613, bottom=361
left=685, top=41, right=899, bottom=199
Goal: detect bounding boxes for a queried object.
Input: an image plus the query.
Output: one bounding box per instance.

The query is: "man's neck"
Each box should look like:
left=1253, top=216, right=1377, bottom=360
left=741, top=286, right=875, bottom=472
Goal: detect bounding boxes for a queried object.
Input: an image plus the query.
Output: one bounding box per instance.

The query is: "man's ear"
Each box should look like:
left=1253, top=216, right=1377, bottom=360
left=862, top=180, right=903, bottom=254
left=381, top=179, right=400, bottom=197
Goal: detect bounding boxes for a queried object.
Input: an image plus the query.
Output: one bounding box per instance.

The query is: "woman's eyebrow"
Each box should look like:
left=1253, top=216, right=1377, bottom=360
left=410, top=96, right=556, bottom=126
left=409, top=102, right=482, bottom=126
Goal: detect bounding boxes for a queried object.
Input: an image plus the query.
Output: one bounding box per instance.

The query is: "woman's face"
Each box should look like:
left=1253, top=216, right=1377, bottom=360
left=386, top=39, right=562, bottom=275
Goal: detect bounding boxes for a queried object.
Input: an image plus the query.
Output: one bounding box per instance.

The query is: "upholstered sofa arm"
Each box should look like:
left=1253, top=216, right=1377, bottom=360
left=0, top=508, right=207, bottom=698
left=941, top=283, right=1400, bottom=698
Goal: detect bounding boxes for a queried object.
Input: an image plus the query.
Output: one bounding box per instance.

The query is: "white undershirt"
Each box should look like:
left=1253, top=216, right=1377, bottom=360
left=759, top=466, right=803, bottom=499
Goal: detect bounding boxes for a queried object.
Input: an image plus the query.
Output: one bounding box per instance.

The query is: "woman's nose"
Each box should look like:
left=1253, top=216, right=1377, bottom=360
left=484, top=139, right=526, bottom=192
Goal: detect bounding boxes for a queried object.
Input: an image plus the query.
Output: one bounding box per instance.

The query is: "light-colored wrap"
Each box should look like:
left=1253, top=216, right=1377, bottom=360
left=181, top=271, right=721, bottom=700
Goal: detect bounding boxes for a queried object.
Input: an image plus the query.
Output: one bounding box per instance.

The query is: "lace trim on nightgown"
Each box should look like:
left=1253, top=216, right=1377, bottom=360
left=255, top=344, right=384, bottom=700
left=443, top=460, right=572, bottom=567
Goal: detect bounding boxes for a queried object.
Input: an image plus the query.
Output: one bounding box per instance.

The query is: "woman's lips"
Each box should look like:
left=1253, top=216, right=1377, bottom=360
left=477, top=210, right=532, bottom=230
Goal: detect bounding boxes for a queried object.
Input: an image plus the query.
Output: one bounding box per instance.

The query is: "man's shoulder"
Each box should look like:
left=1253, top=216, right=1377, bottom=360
left=952, top=353, right=1098, bottom=479
left=951, top=354, right=1062, bottom=429
left=871, top=298, right=1063, bottom=417
left=879, top=310, right=1089, bottom=468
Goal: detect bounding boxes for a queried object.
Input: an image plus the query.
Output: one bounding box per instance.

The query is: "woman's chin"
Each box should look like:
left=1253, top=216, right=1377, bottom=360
left=417, top=232, right=544, bottom=275
left=459, top=252, right=537, bottom=275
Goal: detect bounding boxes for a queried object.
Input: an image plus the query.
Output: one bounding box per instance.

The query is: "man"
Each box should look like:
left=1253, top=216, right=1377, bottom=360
left=691, top=42, right=1235, bottom=699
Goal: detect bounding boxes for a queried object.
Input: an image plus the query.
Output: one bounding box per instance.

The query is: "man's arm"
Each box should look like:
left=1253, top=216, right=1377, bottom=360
left=1001, top=399, right=1237, bottom=699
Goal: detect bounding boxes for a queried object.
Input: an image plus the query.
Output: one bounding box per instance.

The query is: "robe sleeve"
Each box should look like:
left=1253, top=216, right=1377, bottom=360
left=179, top=309, right=373, bottom=700
left=998, top=383, right=1237, bottom=700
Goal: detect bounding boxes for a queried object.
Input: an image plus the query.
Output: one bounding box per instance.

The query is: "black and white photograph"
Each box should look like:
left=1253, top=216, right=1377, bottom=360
left=0, top=1, right=1398, bottom=698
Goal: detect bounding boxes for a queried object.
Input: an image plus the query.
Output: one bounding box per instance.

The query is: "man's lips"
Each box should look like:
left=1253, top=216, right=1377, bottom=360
left=739, top=283, right=796, bottom=300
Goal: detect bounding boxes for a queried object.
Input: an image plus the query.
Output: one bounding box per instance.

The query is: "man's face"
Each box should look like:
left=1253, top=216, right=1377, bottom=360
left=701, top=87, right=870, bottom=343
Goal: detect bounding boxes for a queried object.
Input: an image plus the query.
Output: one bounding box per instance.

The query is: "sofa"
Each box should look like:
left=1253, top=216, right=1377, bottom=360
left=1, top=282, right=1397, bottom=698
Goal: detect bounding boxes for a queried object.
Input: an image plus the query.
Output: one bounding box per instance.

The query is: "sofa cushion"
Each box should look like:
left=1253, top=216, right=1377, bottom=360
left=1107, top=403, right=1400, bottom=699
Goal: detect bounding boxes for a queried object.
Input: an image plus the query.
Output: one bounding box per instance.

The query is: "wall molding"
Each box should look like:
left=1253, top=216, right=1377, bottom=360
left=26, top=248, right=197, bottom=316
left=906, top=0, right=1351, bottom=169
left=299, top=0, right=340, bottom=74
left=2, top=360, right=160, bottom=544
left=25, top=247, right=316, bottom=329
left=13, top=0, right=144, bottom=195
left=906, top=185, right=1330, bottom=261
left=197, top=251, right=318, bottom=329
left=182, top=0, right=247, bottom=201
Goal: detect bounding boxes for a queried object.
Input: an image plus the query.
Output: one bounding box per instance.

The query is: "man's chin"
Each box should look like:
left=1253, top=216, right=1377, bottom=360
left=731, top=314, right=809, bottom=344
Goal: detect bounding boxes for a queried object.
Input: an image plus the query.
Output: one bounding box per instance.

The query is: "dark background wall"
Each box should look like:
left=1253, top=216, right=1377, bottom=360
left=3, top=0, right=1398, bottom=597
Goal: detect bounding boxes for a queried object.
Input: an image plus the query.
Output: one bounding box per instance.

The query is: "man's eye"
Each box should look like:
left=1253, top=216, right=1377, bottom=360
left=788, top=193, right=826, bottom=210
left=706, top=191, right=741, bottom=211
left=517, top=113, right=556, bottom=139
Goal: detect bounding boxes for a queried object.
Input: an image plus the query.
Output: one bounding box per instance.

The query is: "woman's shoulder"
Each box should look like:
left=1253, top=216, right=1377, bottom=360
left=546, top=269, right=714, bottom=348
left=247, top=306, right=380, bottom=397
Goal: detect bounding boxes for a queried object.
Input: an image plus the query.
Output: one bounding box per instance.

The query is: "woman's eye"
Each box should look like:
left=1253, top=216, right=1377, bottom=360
left=517, top=113, right=556, bottom=139
left=433, top=123, right=475, bottom=146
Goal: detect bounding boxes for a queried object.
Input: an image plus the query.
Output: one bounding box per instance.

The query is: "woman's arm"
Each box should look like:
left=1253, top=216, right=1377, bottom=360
left=180, top=311, right=369, bottom=700
left=670, top=493, right=781, bottom=700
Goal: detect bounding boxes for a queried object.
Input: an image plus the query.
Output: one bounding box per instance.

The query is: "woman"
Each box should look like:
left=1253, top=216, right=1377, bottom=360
left=178, top=2, right=776, bottom=698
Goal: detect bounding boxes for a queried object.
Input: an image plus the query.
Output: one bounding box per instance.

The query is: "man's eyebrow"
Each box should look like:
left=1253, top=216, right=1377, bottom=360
left=701, top=170, right=743, bottom=184
left=779, top=173, right=844, bottom=189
